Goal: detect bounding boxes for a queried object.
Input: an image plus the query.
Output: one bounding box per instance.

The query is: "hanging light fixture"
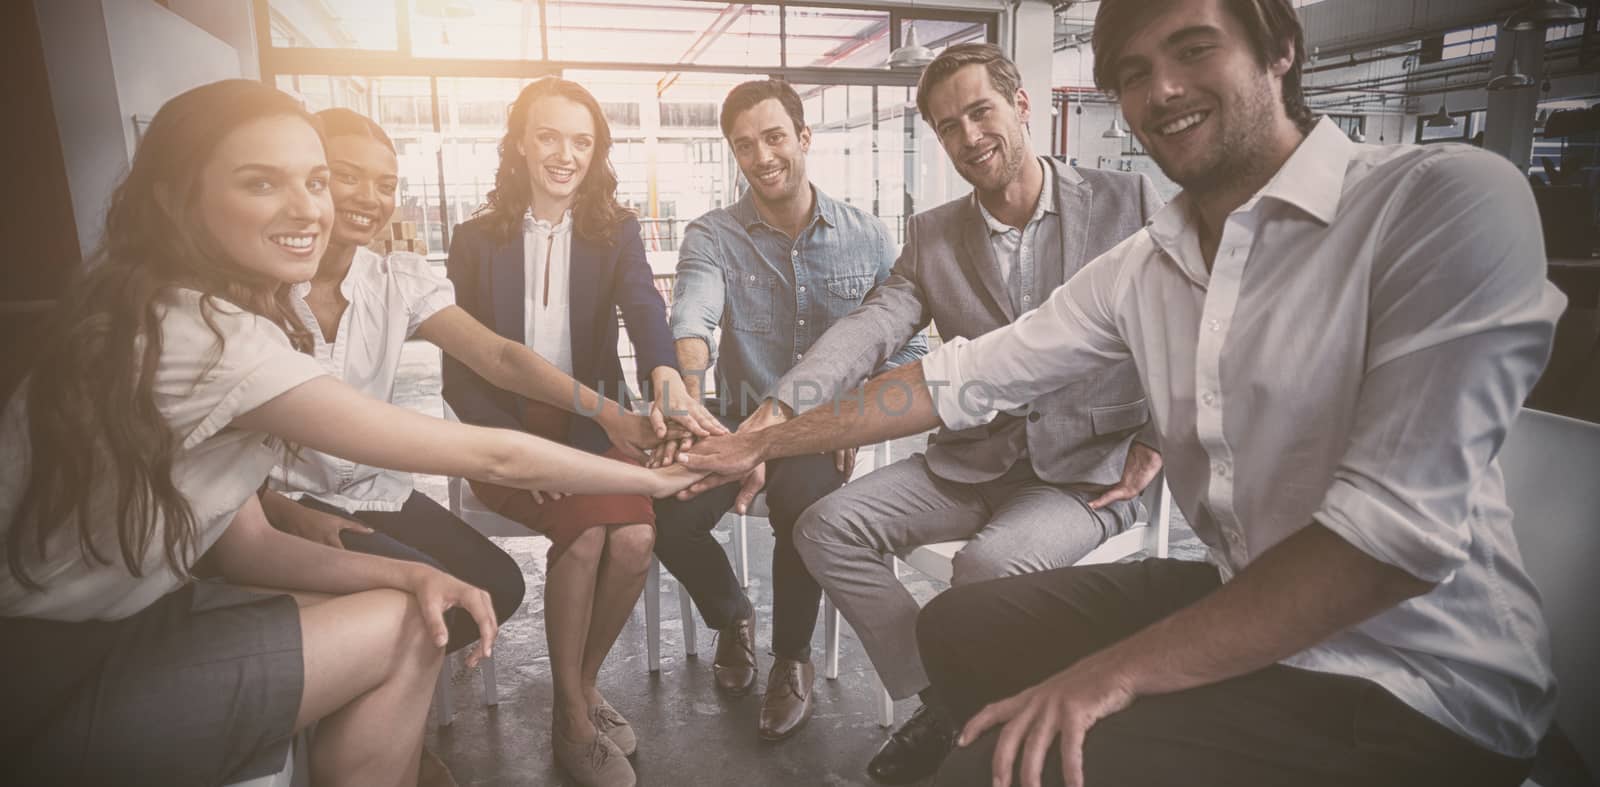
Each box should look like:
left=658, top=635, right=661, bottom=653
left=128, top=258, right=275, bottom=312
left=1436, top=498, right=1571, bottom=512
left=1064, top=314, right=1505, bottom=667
left=888, top=21, right=937, bottom=69
left=1504, top=0, right=1582, bottom=31
left=1103, top=112, right=1128, bottom=138
left=1488, top=55, right=1536, bottom=91
left=1425, top=98, right=1457, bottom=128
left=1351, top=125, right=1367, bottom=143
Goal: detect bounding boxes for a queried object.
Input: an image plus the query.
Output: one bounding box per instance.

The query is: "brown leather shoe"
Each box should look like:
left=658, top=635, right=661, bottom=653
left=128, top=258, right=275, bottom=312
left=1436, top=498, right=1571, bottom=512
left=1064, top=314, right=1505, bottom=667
left=758, top=658, right=815, bottom=741
left=712, top=616, right=758, bottom=695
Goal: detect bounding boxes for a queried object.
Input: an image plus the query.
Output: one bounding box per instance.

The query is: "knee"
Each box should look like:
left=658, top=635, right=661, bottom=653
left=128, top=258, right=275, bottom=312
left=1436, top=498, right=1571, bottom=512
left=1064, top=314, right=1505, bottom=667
left=791, top=499, right=853, bottom=565
left=485, top=550, right=526, bottom=624
left=384, top=589, right=446, bottom=672
left=605, top=524, right=656, bottom=574
left=916, top=586, right=977, bottom=669
left=564, top=526, right=606, bottom=566
left=949, top=544, right=1016, bottom=586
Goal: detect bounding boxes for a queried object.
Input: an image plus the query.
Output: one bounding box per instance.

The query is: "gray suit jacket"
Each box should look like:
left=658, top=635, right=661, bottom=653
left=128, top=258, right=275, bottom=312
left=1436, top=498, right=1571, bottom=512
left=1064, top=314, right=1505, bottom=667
left=773, top=159, right=1163, bottom=486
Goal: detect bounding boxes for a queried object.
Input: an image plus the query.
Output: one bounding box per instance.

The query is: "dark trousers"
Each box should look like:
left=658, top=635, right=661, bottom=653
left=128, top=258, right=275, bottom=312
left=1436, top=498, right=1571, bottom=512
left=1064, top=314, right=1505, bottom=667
left=917, top=559, right=1534, bottom=787
left=300, top=490, right=525, bottom=654
left=652, top=408, right=847, bottom=661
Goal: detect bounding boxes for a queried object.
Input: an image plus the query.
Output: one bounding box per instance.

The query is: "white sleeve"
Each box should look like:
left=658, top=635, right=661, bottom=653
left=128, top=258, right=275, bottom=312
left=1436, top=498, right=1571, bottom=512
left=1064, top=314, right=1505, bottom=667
left=156, top=296, right=328, bottom=449
left=920, top=240, right=1136, bottom=430
left=1311, top=149, right=1566, bottom=582
left=388, top=252, right=456, bottom=337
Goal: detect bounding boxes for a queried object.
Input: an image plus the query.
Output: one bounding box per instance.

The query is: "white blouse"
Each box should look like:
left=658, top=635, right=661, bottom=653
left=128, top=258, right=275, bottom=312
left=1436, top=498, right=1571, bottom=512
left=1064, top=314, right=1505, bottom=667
left=268, top=248, right=454, bottom=512
left=0, top=290, right=327, bottom=621
left=523, top=210, right=574, bottom=376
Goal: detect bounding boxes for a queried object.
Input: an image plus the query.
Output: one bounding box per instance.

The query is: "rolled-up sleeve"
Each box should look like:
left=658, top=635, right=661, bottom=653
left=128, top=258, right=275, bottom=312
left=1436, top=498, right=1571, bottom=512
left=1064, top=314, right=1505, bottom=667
left=1311, top=151, right=1566, bottom=583
left=389, top=251, right=456, bottom=337
left=921, top=245, right=1133, bottom=431
left=670, top=218, right=726, bottom=366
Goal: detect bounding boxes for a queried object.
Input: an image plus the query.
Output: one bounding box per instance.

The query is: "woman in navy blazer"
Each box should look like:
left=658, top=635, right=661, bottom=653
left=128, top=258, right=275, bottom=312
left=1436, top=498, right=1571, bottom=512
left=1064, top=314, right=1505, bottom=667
left=443, top=78, right=720, bottom=786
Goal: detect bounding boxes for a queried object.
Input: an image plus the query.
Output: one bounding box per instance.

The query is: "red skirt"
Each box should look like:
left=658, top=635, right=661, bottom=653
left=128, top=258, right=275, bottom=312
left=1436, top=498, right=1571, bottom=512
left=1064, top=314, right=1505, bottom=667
left=469, top=398, right=654, bottom=564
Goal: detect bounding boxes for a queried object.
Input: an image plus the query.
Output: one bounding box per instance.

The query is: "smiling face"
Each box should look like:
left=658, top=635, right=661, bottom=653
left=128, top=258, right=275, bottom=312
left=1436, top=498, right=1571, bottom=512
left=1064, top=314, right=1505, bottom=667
left=924, top=64, right=1032, bottom=195
left=197, top=114, right=332, bottom=284
left=325, top=133, right=398, bottom=246
left=727, top=98, right=811, bottom=207
left=519, top=94, right=595, bottom=213
left=1109, top=0, right=1293, bottom=194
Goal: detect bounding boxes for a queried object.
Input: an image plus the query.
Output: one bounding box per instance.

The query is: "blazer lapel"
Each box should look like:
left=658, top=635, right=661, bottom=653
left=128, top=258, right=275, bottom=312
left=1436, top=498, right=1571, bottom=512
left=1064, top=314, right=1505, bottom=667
left=568, top=232, right=602, bottom=384
left=1052, top=159, right=1093, bottom=281
left=491, top=231, right=526, bottom=344
left=960, top=197, right=1016, bottom=322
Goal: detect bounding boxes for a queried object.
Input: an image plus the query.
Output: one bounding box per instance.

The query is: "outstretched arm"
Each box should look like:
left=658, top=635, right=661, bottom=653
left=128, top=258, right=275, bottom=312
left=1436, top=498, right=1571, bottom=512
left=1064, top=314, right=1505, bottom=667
left=231, top=376, right=702, bottom=498
left=415, top=305, right=675, bottom=462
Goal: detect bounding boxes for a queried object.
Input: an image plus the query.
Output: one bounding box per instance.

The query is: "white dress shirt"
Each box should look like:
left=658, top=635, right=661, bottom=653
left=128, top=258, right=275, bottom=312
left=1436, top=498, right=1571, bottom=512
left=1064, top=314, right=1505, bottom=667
left=2, top=291, right=327, bottom=620
left=524, top=210, right=574, bottom=376
left=269, top=248, right=454, bottom=511
left=921, top=119, right=1564, bottom=757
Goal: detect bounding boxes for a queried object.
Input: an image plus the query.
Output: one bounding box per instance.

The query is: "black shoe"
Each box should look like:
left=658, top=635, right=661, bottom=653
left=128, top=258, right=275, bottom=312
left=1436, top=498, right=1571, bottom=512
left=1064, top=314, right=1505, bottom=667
left=866, top=703, right=957, bottom=784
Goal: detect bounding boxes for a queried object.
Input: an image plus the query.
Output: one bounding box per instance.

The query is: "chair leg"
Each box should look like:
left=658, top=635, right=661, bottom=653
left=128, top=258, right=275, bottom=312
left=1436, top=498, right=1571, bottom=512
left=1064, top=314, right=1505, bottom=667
left=678, top=576, right=698, bottom=657
left=431, top=652, right=454, bottom=727
left=824, top=596, right=840, bottom=680
left=480, top=653, right=499, bottom=706
left=1153, top=479, right=1173, bottom=559
left=879, top=683, right=895, bottom=728
left=736, top=513, right=750, bottom=589
left=646, top=557, right=661, bottom=673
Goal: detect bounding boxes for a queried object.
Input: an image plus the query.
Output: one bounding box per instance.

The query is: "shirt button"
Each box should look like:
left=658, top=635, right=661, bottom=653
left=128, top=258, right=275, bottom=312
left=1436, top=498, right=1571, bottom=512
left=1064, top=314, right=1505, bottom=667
left=797, top=319, right=806, bottom=326
left=1214, top=462, right=1230, bottom=478
left=1028, top=411, right=1042, bottom=423
left=1208, top=319, right=1221, bottom=332
left=1201, top=391, right=1216, bottom=406
left=1226, top=530, right=1242, bottom=545
left=748, top=274, right=757, bottom=283
left=798, top=285, right=807, bottom=294
left=795, top=353, right=803, bottom=361
left=791, top=249, right=799, bottom=258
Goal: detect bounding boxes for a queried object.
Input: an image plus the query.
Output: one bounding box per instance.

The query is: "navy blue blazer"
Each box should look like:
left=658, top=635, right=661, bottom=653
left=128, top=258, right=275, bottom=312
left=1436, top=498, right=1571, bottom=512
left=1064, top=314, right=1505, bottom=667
left=442, top=213, right=677, bottom=455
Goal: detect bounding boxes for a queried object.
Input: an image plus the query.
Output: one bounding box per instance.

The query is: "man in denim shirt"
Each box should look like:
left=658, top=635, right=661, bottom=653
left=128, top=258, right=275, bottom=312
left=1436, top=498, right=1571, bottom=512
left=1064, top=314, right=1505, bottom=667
left=653, top=79, right=926, bottom=742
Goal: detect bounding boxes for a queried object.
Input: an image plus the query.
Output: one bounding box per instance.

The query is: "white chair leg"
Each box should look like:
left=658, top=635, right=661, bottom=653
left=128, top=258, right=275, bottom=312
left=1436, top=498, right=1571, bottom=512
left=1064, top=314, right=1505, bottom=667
left=1154, top=479, right=1173, bottom=559
left=679, top=577, right=698, bottom=657
left=736, top=513, right=750, bottom=589
left=879, top=682, right=895, bottom=728
left=646, top=557, right=662, bottom=672
left=480, top=653, right=499, bottom=706
left=824, top=596, right=840, bottom=680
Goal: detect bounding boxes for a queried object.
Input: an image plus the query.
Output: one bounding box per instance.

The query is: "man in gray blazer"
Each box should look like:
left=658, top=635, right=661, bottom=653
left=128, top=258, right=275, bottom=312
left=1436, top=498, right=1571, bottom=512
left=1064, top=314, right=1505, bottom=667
left=684, top=43, right=1164, bottom=782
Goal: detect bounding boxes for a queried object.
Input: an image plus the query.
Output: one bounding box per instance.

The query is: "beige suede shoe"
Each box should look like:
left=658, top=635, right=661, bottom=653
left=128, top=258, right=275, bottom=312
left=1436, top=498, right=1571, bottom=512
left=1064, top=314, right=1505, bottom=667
left=552, top=712, right=636, bottom=787
left=592, top=700, right=637, bottom=756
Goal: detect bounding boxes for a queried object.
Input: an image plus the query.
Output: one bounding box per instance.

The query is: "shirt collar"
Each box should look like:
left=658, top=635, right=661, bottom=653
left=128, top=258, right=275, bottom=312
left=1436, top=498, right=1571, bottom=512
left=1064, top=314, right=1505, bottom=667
left=523, top=208, right=573, bottom=234
left=975, top=157, right=1056, bottom=236
left=732, top=183, right=832, bottom=231
left=1147, top=117, right=1354, bottom=253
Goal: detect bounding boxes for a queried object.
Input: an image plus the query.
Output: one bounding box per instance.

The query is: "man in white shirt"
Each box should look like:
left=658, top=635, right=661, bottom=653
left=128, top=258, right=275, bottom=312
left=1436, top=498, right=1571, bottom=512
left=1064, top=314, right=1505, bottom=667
left=676, top=0, right=1564, bottom=785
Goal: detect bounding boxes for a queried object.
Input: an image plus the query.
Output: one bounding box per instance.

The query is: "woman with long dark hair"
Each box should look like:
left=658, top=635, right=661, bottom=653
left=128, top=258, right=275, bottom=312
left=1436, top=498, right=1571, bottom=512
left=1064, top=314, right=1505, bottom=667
left=445, top=77, right=721, bottom=787
left=0, top=79, right=700, bottom=787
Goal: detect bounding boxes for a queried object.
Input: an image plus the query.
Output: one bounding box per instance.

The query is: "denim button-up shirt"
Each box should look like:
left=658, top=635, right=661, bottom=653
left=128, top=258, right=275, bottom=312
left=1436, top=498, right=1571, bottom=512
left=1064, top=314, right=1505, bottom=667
left=671, top=186, right=926, bottom=416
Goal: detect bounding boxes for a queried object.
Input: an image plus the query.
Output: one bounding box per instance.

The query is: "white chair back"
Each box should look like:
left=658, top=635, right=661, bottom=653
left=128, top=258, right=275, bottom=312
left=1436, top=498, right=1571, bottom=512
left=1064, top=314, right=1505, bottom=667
left=1501, top=408, right=1600, bottom=778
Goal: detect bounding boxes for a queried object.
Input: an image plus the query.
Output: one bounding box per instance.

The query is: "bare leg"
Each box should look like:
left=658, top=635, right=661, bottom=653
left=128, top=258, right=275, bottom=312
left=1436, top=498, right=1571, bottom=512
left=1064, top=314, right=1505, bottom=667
left=547, top=526, right=606, bottom=740
left=580, top=523, right=655, bottom=704
left=293, top=588, right=444, bottom=787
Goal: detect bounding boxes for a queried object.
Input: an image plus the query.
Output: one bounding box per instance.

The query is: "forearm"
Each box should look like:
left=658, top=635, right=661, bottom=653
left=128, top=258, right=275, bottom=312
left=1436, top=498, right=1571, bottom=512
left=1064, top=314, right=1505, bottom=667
left=755, top=361, right=939, bottom=461
left=675, top=337, right=711, bottom=401
left=489, top=340, right=616, bottom=418
left=257, top=488, right=305, bottom=530
left=1086, top=523, right=1434, bottom=697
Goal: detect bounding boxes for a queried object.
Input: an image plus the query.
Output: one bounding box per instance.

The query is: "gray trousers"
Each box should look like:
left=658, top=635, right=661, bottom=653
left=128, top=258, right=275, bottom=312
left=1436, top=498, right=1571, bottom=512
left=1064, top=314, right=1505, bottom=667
left=793, top=453, right=1136, bottom=699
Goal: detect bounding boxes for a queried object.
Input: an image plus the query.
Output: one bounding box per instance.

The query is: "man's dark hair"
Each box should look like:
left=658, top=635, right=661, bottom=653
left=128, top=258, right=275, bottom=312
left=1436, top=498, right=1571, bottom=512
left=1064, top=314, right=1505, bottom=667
left=720, top=79, right=806, bottom=139
left=915, top=42, right=1023, bottom=125
left=1092, top=0, right=1316, bottom=131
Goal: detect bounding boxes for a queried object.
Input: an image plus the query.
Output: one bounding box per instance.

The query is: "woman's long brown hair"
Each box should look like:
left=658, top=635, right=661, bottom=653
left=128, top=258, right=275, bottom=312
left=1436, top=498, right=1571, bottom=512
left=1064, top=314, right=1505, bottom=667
left=480, top=78, right=632, bottom=245
left=4, top=79, right=317, bottom=589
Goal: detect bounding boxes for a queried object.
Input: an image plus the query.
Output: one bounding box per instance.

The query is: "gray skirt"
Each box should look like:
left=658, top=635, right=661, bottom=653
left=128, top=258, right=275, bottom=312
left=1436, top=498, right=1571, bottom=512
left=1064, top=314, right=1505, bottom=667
left=0, top=580, right=303, bottom=786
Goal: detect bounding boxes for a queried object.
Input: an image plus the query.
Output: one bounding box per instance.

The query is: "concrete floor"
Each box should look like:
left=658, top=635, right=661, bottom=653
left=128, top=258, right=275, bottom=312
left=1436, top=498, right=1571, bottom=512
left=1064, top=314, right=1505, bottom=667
left=397, top=340, right=1203, bottom=786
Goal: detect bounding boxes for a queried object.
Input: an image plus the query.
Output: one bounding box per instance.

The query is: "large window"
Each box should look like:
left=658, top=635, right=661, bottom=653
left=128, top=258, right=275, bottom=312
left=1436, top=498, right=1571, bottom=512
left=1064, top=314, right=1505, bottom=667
left=259, top=0, right=996, bottom=263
